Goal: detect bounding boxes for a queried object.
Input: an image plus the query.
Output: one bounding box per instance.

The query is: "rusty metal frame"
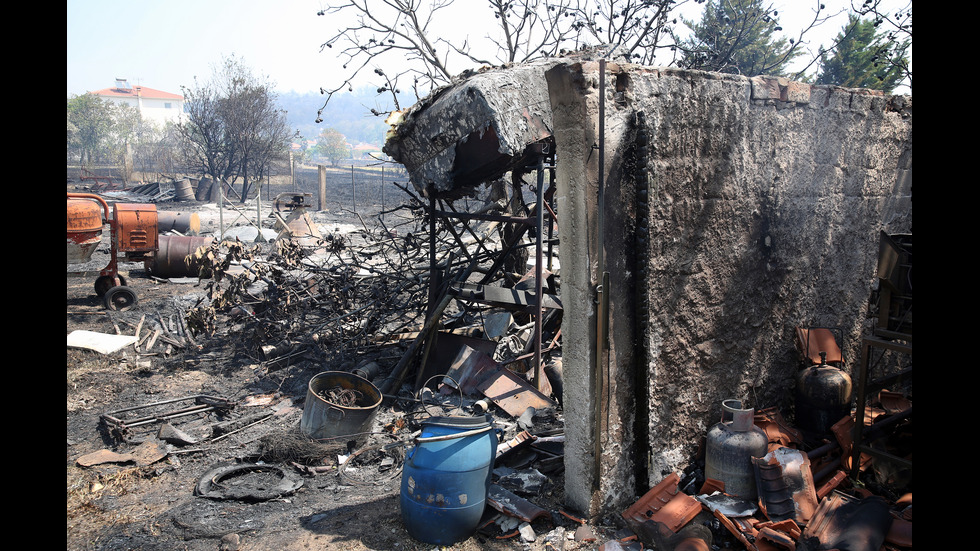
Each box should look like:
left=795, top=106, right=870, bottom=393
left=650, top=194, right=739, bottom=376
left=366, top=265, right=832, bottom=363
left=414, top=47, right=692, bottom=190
left=101, top=395, right=236, bottom=440
left=850, top=336, right=912, bottom=480
left=420, top=142, right=558, bottom=393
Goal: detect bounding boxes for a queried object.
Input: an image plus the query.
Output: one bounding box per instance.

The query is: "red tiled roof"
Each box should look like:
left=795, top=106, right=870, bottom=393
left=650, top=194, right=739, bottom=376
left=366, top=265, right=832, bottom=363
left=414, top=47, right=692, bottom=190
left=91, top=85, right=183, bottom=100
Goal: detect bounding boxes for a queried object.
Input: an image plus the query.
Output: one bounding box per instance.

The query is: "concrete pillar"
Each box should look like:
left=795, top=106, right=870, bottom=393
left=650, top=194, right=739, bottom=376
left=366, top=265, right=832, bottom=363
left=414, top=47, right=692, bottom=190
left=318, top=164, right=326, bottom=211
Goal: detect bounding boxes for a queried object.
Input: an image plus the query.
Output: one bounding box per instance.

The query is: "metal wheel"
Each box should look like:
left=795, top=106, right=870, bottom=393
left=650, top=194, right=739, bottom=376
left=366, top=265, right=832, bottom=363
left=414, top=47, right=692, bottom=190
left=104, top=286, right=138, bottom=311
left=95, top=275, right=126, bottom=297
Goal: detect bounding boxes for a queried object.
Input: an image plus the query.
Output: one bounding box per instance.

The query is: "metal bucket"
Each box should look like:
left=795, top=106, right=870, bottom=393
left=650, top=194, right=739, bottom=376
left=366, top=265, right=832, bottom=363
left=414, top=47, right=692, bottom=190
left=300, top=371, right=382, bottom=441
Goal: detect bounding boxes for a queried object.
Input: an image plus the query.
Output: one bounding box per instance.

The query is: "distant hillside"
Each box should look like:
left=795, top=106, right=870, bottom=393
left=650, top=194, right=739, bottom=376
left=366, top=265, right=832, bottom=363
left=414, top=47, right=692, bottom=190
left=279, top=87, right=415, bottom=149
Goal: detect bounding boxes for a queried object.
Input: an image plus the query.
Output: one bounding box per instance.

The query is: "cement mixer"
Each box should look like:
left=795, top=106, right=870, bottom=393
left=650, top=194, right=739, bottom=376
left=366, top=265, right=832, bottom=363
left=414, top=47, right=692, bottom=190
left=67, top=193, right=159, bottom=311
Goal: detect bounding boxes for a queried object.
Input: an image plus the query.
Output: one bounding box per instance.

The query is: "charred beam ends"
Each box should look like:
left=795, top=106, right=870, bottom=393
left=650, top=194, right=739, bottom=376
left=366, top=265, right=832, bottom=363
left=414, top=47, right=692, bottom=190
left=383, top=60, right=558, bottom=196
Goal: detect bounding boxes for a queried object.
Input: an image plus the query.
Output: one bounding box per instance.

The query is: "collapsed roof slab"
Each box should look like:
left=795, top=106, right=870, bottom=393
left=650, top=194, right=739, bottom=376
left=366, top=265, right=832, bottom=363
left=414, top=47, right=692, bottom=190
left=383, top=59, right=559, bottom=196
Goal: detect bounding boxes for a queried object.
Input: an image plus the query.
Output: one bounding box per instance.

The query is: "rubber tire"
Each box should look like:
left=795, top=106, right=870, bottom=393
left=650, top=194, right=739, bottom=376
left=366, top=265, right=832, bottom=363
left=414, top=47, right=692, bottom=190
left=95, top=274, right=126, bottom=297
left=104, top=285, right=137, bottom=311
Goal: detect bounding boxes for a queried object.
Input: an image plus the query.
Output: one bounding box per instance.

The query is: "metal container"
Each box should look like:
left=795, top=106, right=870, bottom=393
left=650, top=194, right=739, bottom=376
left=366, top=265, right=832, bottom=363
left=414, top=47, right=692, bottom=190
left=273, top=193, right=323, bottom=248
left=195, top=178, right=213, bottom=201
left=146, top=235, right=214, bottom=278
left=157, top=211, right=201, bottom=235
left=299, top=371, right=382, bottom=441
left=113, top=203, right=159, bottom=254
left=705, top=399, right=768, bottom=500
left=174, top=179, right=195, bottom=201
left=67, top=195, right=105, bottom=264
left=795, top=353, right=853, bottom=434
left=400, top=415, right=497, bottom=545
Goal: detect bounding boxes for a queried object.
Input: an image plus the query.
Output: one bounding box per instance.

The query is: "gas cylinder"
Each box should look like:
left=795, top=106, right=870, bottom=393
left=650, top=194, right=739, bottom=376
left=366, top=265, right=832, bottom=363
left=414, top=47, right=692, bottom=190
left=795, top=351, right=852, bottom=434
left=704, top=399, right=768, bottom=500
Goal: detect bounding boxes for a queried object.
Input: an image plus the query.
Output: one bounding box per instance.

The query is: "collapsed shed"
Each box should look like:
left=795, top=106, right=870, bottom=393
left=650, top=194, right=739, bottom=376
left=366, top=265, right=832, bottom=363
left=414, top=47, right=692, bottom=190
left=383, top=52, right=912, bottom=517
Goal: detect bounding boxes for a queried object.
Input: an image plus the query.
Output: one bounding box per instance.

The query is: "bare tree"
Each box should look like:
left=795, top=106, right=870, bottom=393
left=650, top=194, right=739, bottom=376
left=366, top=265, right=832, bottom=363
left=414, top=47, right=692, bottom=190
left=316, top=0, right=694, bottom=116
left=179, top=76, right=238, bottom=194
left=847, top=0, right=910, bottom=89
left=179, top=56, right=293, bottom=201
left=315, top=0, right=911, bottom=123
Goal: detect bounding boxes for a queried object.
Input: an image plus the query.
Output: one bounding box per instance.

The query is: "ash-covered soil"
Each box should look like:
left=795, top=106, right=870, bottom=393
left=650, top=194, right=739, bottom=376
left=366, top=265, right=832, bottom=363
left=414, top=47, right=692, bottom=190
left=67, top=174, right=610, bottom=551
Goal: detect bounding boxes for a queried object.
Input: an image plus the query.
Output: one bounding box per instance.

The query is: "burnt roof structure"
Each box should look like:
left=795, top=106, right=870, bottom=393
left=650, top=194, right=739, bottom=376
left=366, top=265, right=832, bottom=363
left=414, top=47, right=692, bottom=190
left=383, top=59, right=560, bottom=197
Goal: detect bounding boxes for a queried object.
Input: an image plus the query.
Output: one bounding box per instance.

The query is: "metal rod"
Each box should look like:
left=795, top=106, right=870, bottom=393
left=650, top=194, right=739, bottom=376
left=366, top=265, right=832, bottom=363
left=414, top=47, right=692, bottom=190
left=431, top=210, right=534, bottom=225
left=547, top=165, right=555, bottom=271
left=534, top=152, right=545, bottom=391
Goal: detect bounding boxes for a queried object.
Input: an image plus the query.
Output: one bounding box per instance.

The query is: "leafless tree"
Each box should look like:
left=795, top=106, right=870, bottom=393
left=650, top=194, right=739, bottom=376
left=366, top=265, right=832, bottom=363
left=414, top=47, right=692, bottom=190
left=848, top=0, right=910, bottom=89
left=179, top=56, right=294, bottom=201
left=179, top=76, right=238, bottom=193
left=316, top=0, right=694, bottom=116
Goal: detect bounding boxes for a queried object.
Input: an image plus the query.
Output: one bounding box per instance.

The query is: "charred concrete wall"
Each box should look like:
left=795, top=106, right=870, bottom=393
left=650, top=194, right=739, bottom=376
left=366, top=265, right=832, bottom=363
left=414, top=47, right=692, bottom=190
left=545, top=61, right=912, bottom=516
left=384, top=56, right=912, bottom=518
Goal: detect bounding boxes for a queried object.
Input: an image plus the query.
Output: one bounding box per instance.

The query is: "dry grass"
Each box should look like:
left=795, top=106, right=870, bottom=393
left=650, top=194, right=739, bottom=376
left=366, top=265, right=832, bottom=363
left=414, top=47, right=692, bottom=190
left=66, top=349, right=136, bottom=414
left=66, top=463, right=166, bottom=546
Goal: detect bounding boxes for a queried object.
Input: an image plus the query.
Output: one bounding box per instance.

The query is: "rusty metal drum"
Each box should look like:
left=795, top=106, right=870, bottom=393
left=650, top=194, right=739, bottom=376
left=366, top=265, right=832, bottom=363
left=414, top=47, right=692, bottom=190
left=146, top=235, right=214, bottom=278
left=157, top=211, right=201, bottom=235
left=174, top=178, right=195, bottom=201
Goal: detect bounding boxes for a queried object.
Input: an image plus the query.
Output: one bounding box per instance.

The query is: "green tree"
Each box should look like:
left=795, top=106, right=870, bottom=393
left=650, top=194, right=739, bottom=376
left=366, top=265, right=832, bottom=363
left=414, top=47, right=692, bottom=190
left=67, top=94, right=115, bottom=165
left=815, top=14, right=909, bottom=93
left=316, top=128, right=350, bottom=166
left=680, top=0, right=801, bottom=77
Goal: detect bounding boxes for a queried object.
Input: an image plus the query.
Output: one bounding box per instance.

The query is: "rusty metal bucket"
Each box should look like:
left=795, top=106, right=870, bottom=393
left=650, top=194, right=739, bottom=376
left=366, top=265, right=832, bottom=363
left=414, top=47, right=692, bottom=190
left=300, top=371, right=382, bottom=441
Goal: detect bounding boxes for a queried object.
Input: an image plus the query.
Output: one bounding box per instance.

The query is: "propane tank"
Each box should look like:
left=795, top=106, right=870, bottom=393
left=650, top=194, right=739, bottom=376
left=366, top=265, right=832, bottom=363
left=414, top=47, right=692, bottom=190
left=795, top=351, right=853, bottom=434
left=705, top=399, right=768, bottom=500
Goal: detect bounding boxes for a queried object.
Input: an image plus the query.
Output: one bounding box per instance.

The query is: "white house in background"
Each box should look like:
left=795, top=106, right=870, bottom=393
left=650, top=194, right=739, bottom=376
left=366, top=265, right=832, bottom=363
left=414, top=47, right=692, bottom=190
left=91, top=79, right=184, bottom=126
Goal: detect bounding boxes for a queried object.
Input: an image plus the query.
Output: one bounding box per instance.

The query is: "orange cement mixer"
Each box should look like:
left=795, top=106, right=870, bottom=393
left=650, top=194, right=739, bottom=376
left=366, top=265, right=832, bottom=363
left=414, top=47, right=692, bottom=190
left=67, top=193, right=159, bottom=311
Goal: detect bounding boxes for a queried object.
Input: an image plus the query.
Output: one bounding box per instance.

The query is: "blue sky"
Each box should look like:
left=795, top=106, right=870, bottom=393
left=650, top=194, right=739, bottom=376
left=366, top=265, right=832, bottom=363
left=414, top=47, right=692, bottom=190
left=67, top=0, right=910, bottom=98
left=67, top=0, right=330, bottom=96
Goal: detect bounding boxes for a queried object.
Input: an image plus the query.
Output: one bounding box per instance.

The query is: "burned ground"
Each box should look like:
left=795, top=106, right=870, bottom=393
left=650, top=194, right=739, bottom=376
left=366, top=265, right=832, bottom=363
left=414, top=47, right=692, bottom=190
left=67, top=167, right=601, bottom=551
left=67, top=162, right=911, bottom=551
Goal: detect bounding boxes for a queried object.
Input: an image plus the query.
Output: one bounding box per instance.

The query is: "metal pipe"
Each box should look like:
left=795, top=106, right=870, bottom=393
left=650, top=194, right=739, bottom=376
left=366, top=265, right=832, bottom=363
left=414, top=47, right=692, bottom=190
left=534, top=151, right=545, bottom=391
left=593, top=58, right=608, bottom=490
left=547, top=165, right=556, bottom=271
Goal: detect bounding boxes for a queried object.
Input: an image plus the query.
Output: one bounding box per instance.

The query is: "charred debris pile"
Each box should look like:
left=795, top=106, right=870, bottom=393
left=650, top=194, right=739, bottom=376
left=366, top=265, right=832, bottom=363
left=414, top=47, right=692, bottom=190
left=176, top=180, right=560, bottom=396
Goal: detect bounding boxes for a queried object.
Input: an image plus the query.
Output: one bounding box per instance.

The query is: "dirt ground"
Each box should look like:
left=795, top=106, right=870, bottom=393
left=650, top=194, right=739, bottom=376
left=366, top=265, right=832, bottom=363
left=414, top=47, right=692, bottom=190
left=66, top=172, right=620, bottom=551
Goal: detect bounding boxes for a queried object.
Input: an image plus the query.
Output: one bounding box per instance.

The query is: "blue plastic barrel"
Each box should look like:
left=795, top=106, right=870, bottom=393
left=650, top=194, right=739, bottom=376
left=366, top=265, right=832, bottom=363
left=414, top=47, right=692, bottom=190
left=400, top=415, right=497, bottom=545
